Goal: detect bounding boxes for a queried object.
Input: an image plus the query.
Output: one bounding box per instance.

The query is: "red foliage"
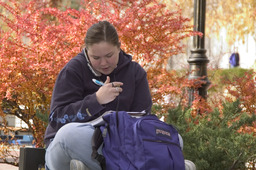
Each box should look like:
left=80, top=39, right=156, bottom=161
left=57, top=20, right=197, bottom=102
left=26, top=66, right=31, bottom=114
left=224, top=70, right=256, bottom=135
left=224, top=71, right=256, bottom=115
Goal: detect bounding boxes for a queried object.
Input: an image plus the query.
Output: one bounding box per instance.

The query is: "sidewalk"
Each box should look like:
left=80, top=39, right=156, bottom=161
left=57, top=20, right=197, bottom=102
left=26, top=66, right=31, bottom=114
left=0, top=163, right=18, bottom=170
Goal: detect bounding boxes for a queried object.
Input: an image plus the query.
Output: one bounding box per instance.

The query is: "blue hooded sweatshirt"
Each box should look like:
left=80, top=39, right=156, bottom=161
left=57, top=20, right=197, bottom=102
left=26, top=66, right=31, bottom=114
left=44, top=50, right=152, bottom=146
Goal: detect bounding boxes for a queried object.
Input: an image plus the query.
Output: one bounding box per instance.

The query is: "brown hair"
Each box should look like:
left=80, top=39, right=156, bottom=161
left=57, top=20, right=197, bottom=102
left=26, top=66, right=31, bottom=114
left=85, top=21, right=120, bottom=49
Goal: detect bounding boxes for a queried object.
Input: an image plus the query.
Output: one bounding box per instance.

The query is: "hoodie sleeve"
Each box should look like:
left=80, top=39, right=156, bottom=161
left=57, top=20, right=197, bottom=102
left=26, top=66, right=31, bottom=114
left=48, top=64, right=105, bottom=130
left=130, top=64, right=152, bottom=114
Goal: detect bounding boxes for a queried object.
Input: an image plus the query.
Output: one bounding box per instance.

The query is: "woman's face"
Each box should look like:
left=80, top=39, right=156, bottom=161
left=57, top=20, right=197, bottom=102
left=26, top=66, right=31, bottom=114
left=87, top=41, right=120, bottom=75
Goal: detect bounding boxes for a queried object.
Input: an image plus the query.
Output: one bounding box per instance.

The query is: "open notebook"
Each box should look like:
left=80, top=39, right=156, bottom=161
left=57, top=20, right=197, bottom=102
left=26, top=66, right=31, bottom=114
left=85, top=110, right=147, bottom=126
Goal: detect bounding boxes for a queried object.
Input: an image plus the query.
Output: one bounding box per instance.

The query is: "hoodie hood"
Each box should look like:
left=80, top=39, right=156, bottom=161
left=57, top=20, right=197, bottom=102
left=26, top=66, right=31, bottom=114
left=114, top=50, right=132, bottom=72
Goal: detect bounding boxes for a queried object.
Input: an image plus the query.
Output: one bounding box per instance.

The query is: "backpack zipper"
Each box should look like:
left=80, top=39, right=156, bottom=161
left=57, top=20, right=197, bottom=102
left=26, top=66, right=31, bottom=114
left=143, top=139, right=181, bottom=148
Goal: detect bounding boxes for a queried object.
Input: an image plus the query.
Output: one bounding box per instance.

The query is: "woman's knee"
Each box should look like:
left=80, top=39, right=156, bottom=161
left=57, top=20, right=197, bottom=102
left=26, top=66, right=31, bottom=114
left=53, top=123, right=94, bottom=147
left=46, top=123, right=100, bottom=170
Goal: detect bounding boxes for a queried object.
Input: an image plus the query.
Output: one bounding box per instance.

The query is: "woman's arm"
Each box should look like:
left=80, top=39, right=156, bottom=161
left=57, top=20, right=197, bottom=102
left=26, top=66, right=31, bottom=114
left=130, top=64, right=152, bottom=114
left=49, top=66, right=105, bottom=130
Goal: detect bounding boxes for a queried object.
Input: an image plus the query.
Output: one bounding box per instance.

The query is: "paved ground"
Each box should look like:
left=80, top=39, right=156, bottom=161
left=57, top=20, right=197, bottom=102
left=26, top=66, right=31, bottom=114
left=0, top=147, right=19, bottom=170
left=0, top=163, right=18, bottom=170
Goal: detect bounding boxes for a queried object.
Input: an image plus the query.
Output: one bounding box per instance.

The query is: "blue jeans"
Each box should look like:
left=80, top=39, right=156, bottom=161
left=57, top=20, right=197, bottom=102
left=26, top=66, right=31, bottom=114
left=45, top=123, right=102, bottom=170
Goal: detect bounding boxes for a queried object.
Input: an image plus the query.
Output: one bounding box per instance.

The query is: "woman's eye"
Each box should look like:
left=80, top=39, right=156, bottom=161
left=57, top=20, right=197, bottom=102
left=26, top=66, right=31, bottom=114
left=93, top=57, right=100, bottom=60
left=106, top=54, right=113, bottom=58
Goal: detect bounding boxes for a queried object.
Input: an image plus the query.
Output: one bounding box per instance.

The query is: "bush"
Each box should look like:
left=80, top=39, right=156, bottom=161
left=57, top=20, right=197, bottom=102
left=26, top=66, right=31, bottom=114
left=208, top=68, right=253, bottom=92
left=167, top=100, right=256, bottom=170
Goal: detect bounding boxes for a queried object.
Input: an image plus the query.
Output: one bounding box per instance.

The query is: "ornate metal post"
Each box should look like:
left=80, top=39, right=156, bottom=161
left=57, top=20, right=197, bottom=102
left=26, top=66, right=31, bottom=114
left=188, top=0, right=210, bottom=105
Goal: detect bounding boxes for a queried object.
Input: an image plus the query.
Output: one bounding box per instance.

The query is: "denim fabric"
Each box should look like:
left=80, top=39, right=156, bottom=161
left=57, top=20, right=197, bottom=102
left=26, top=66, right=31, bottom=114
left=45, top=123, right=102, bottom=170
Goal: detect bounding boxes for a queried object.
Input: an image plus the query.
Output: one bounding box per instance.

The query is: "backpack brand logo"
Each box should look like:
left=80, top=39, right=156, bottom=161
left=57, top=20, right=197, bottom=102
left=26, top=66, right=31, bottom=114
left=155, top=128, right=172, bottom=139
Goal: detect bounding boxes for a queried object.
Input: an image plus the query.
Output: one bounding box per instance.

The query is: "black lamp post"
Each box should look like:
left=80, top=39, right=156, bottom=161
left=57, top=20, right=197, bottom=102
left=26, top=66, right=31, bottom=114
left=188, top=0, right=210, bottom=105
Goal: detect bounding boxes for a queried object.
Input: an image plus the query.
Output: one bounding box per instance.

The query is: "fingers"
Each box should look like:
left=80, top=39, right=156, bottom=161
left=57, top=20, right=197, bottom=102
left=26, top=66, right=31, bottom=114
left=110, top=87, right=122, bottom=99
left=96, top=78, right=123, bottom=105
left=111, top=81, right=123, bottom=87
left=104, top=77, right=123, bottom=87
left=113, top=86, right=123, bottom=93
left=104, top=76, right=110, bottom=84
left=109, top=82, right=123, bottom=93
left=96, top=86, right=122, bottom=105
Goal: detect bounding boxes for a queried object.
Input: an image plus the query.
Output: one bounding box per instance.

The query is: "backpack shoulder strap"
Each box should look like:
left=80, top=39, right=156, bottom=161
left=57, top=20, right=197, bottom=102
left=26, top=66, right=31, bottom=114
left=91, top=127, right=106, bottom=170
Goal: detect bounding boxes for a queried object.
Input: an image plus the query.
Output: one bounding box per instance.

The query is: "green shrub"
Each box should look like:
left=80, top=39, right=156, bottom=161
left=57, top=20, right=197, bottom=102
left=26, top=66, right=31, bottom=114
left=208, top=68, right=253, bottom=92
left=167, top=100, right=256, bottom=170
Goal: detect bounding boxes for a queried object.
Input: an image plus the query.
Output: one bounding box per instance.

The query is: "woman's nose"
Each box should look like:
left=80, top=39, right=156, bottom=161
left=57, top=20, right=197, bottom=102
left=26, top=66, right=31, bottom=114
left=99, top=58, right=108, bottom=65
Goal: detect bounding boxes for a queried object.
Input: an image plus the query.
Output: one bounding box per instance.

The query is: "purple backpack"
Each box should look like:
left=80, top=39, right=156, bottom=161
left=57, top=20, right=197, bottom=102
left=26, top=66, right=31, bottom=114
left=92, top=111, right=185, bottom=170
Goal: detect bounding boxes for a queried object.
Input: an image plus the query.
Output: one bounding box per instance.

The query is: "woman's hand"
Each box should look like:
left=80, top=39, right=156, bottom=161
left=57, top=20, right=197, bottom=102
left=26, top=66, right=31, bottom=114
left=96, top=76, right=123, bottom=105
